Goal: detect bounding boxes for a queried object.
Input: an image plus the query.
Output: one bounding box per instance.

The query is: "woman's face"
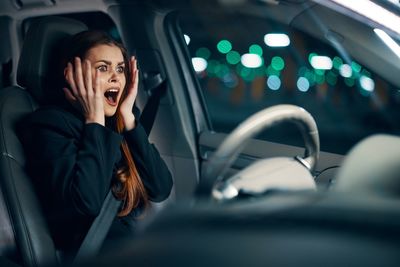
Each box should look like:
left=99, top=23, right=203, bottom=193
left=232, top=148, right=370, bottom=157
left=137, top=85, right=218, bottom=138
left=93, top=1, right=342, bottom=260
left=84, top=44, right=126, bottom=117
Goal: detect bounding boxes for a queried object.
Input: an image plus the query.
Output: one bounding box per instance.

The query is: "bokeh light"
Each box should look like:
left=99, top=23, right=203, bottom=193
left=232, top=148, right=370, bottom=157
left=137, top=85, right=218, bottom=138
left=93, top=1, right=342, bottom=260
left=196, top=47, right=211, bottom=60
left=267, top=75, right=281, bottom=90
left=360, top=75, right=375, bottom=92
left=226, top=50, right=241, bottom=65
left=310, top=56, right=333, bottom=70
left=184, top=34, right=190, bottom=45
left=271, top=56, right=285, bottom=71
left=264, top=33, right=290, bottom=47
left=332, top=56, right=343, bottom=69
left=339, top=64, right=353, bottom=78
left=217, top=40, right=232, bottom=54
left=249, top=44, right=263, bottom=56
left=297, top=77, right=310, bottom=92
left=192, top=57, right=207, bottom=72
left=241, top=53, right=263, bottom=68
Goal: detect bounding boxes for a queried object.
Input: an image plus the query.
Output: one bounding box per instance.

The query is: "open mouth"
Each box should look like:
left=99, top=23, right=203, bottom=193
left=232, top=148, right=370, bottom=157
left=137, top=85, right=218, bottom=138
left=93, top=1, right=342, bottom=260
left=104, top=88, right=119, bottom=106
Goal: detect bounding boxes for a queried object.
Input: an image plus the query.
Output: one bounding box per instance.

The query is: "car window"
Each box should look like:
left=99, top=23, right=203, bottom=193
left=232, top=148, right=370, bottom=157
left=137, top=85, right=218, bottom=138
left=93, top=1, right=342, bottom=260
left=179, top=5, right=400, bottom=155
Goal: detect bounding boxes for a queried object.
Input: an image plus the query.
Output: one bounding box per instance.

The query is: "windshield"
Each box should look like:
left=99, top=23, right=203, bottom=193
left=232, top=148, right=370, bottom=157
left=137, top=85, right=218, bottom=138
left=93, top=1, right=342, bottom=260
left=179, top=0, right=400, bottom=154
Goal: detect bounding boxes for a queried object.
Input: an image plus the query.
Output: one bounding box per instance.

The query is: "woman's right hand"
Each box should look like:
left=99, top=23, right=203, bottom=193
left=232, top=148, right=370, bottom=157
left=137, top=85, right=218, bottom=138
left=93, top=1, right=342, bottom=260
left=63, top=57, right=105, bottom=126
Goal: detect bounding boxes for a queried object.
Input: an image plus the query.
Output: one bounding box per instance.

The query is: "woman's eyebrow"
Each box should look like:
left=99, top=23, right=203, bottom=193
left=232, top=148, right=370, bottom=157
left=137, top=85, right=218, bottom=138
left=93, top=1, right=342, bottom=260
left=95, top=60, right=111, bottom=64
left=94, top=60, right=124, bottom=65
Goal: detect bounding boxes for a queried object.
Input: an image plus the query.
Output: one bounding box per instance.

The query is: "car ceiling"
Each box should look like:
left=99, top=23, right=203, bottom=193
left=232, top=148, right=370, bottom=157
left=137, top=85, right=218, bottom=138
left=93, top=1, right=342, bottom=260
left=0, top=0, right=399, bottom=86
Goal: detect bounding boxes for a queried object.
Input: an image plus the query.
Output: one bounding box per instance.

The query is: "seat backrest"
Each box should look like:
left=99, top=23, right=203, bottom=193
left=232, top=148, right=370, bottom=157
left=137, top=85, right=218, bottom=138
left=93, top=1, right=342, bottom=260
left=0, top=16, right=87, bottom=267
left=334, top=134, right=400, bottom=196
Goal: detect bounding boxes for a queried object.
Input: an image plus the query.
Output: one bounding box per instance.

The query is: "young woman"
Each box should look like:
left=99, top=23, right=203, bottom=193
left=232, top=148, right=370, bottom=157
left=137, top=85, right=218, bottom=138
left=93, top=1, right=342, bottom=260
left=20, top=30, right=173, bottom=251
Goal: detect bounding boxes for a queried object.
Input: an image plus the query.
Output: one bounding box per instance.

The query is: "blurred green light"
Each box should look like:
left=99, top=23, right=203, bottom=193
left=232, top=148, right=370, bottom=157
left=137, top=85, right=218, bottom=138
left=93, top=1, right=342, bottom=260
left=314, top=69, right=325, bottom=75
left=207, top=60, right=219, bottom=74
left=255, top=66, right=265, bottom=77
left=298, top=67, right=308, bottom=77
left=216, top=64, right=230, bottom=78
left=243, top=73, right=255, bottom=82
left=217, top=40, right=232, bottom=54
left=239, top=66, right=255, bottom=81
left=196, top=47, right=211, bottom=60
left=266, top=65, right=280, bottom=76
left=226, top=50, right=241, bottom=65
left=305, top=70, right=315, bottom=85
left=332, top=56, right=343, bottom=69
left=235, top=63, right=243, bottom=75
left=345, top=77, right=355, bottom=87
left=326, top=71, right=337, bottom=86
left=315, top=73, right=325, bottom=84
left=361, top=69, right=371, bottom=78
left=240, top=66, right=251, bottom=78
left=308, top=53, right=317, bottom=64
left=249, top=44, right=263, bottom=56
left=351, top=61, right=362, bottom=73
left=271, top=56, right=285, bottom=71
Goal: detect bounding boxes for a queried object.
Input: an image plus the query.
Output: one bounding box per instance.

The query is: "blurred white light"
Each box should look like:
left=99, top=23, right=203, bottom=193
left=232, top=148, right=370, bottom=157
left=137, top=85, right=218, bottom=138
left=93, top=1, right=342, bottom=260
left=360, top=75, right=375, bottom=92
left=327, top=0, right=400, bottom=35
left=184, top=34, right=191, bottom=45
left=192, top=57, right=207, bottom=72
left=297, top=77, right=310, bottom=92
left=339, top=64, right=353, bottom=78
left=310, top=56, right=333, bottom=70
left=267, top=75, right=281, bottom=90
left=241, top=53, right=262, bottom=68
left=374, top=29, right=400, bottom=59
left=264, top=33, right=290, bottom=47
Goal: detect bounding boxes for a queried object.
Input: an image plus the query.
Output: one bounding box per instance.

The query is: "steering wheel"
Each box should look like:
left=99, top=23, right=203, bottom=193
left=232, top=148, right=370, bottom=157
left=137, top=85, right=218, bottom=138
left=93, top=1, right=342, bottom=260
left=196, top=104, right=320, bottom=201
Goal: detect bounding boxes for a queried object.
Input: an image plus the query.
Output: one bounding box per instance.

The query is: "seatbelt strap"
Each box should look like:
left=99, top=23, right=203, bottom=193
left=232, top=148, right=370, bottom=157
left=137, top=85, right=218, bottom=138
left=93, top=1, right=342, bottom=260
left=73, top=190, right=120, bottom=264
left=140, top=80, right=167, bottom=136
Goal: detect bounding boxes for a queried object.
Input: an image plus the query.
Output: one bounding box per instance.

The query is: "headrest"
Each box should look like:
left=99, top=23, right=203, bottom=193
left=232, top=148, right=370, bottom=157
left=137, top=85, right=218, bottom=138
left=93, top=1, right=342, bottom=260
left=17, top=16, right=87, bottom=104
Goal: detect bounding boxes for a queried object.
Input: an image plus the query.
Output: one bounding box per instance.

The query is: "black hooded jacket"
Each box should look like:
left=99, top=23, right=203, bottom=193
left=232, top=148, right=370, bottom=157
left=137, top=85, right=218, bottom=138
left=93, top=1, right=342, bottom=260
left=20, top=103, right=173, bottom=250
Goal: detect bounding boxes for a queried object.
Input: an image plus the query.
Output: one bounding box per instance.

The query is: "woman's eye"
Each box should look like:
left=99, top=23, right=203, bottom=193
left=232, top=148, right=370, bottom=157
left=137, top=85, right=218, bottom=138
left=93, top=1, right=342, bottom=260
left=97, top=65, right=107, bottom=72
left=116, top=66, right=125, bottom=73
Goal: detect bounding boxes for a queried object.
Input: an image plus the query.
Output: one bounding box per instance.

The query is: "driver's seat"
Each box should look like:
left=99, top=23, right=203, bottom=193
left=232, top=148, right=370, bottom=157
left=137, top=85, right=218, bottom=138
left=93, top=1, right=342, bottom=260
left=0, top=16, right=87, bottom=267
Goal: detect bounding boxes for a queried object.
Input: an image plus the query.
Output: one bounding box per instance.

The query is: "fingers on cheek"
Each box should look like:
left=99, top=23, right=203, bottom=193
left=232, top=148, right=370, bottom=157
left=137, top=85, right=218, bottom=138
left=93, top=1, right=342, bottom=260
left=94, top=70, right=102, bottom=95
left=65, top=64, right=72, bottom=81
left=66, top=65, right=77, bottom=90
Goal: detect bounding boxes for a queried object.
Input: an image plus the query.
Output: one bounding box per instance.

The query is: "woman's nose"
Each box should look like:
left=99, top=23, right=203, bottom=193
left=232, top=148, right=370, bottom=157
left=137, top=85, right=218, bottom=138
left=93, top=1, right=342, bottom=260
left=108, top=71, right=119, bottom=83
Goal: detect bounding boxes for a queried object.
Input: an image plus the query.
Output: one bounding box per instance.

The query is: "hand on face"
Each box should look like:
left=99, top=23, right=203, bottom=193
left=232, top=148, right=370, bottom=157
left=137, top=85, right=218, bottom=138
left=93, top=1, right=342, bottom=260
left=63, top=44, right=128, bottom=126
left=63, top=57, right=105, bottom=126
left=119, top=56, right=139, bottom=130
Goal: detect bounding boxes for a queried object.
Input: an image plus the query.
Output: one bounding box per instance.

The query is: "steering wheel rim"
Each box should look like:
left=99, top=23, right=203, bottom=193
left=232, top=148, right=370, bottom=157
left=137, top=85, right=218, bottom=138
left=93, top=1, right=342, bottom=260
left=196, top=104, right=319, bottom=198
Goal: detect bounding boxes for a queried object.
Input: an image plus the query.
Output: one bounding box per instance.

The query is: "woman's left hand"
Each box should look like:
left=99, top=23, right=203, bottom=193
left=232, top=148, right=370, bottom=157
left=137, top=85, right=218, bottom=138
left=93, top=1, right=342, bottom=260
left=120, top=56, right=139, bottom=130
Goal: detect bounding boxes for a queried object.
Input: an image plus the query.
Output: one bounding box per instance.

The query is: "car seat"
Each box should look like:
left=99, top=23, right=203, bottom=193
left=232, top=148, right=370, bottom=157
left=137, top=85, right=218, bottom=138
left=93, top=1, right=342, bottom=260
left=0, top=16, right=87, bottom=267
left=334, top=134, right=400, bottom=197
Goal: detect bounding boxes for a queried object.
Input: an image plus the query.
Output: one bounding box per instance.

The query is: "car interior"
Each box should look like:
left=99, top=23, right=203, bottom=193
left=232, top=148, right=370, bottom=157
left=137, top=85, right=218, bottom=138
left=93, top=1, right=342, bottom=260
left=1, top=0, right=400, bottom=266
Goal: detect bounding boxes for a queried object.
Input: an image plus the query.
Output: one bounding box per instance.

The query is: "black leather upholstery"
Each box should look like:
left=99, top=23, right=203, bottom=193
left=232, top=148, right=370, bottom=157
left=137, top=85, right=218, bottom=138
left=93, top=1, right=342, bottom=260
left=17, top=16, right=87, bottom=104
left=0, top=16, right=87, bottom=267
left=0, top=87, right=54, bottom=267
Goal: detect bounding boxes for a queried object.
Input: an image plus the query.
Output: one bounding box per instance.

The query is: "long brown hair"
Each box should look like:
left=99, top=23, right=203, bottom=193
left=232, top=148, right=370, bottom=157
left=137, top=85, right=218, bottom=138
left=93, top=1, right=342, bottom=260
left=61, top=30, right=148, bottom=216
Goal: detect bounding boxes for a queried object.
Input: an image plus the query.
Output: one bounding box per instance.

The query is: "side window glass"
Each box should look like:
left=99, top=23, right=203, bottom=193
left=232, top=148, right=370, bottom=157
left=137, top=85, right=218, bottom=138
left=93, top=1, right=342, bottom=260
left=179, top=9, right=400, bottom=154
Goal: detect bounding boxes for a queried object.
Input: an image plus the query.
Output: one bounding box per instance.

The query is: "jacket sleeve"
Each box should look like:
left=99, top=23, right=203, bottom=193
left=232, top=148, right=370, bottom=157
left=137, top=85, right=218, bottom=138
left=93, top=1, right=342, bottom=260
left=24, top=110, right=123, bottom=217
left=123, top=122, right=173, bottom=202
